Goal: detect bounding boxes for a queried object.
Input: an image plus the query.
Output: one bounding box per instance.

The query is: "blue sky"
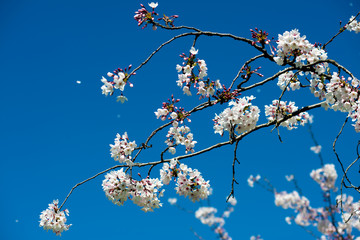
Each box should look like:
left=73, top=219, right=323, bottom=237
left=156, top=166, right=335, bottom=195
left=1, top=0, right=360, bottom=239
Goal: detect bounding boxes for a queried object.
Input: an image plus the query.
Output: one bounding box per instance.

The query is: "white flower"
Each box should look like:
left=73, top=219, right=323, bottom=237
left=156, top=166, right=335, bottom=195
left=148, top=2, right=158, bottom=9
left=110, top=132, right=137, bottom=164
left=190, top=46, right=198, bottom=55
left=310, top=164, right=337, bottom=191
left=214, top=96, right=260, bottom=136
left=39, top=200, right=71, bottom=236
left=310, top=145, right=321, bottom=154
left=265, top=100, right=310, bottom=130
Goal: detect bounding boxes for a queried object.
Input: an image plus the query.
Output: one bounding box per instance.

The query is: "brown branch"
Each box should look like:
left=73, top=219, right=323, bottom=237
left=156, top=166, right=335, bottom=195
left=226, top=140, right=240, bottom=201
left=323, top=11, right=360, bottom=49
left=229, top=54, right=265, bottom=90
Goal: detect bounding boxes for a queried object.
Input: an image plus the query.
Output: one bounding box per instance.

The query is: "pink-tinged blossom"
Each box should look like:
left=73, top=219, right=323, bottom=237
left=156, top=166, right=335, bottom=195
left=165, top=121, right=197, bottom=154
left=176, top=47, right=222, bottom=98
left=100, top=65, right=134, bottom=100
left=109, top=132, right=137, bottom=166
left=265, top=100, right=310, bottom=130
left=195, top=206, right=232, bottom=240
left=160, top=160, right=210, bottom=202
left=347, top=16, right=360, bottom=34
left=336, top=194, right=360, bottom=234
left=310, top=164, right=337, bottom=192
left=274, top=29, right=328, bottom=72
left=39, top=200, right=71, bottom=236
left=214, top=96, right=260, bottom=136
left=102, top=169, right=164, bottom=212
left=310, top=145, right=322, bottom=154
left=277, top=71, right=300, bottom=91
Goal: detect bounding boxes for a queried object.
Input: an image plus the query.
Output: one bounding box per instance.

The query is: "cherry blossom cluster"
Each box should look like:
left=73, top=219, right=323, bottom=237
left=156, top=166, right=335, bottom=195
left=347, top=16, right=360, bottom=34
left=134, top=3, right=158, bottom=29
left=213, top=96, right=260, bottom=136
left=310, top=164, right=338, bottom=192
left=213, top=86, right=241, bottom=105
left=109, top=132, right=137, bottom=166
left=134, top=3, right=178, bottom=30
left=195, top=207, right=232, bottom=240
left=176, top=47, right=223, bottom=98
left=336, top=194, right=360, bottom=234
left=310, top=145, right=322, bottom=154
left=277, top=71, right=300, bottom=91
left=100, top=65, right=134, bottom=103
left=315, top=72, right=360, bottom=132
left=39, top=200, right=71, bottom=236
left=154, top=95, right=188, bottom=122
left=160, top=159, right=210, bottom=202
left=273, top=29, right=328, bottom=72
left=247, top=174, right=261, bottom=187
left=274, top=190, right=318, bottom=226
left=250, top=159, right=360, bottom=239
left=165, top=120, right=197, bottom=154
left=250, top=28, right=271, bottom=46
left=102, top=168, right=164, bottom=212
left=264, top=100, right=310, bottom=130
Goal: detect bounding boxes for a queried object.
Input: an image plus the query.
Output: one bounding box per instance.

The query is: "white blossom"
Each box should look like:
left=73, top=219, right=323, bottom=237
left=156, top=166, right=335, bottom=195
left=39, top=200, right=71, bottom=236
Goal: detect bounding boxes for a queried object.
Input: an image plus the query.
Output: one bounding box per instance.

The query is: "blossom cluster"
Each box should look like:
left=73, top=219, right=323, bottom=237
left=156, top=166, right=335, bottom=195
left=154, top=95, right=187, bottom=122
left=160, top=159, right=210, bottom=202
left=134, top=3, right=158, bottom=29
left=109, top=132, right=137, bottom=166
left=347, top=16, right=360, bottom=34
left=195, top=207, right=232, bottom=240
left=274, top=29, right=328, bottom=73
left=250, top=161, right=360, bottom=239
left=274, top=190, right=318, bottom=226
left=310, top=145, right=322, bottom=154
left=264, top=100, right=310, bottom=130
left=100, top=65, right=133, bottom=102
left=165, top=120, right=197, bottom=154
left=336, top=194, right=360, bottom=234
left=102, top=168, right=164, bottom=212
left=310, top=71, right=360, bottom=132
left=39, top=200, right=71, bottom=236
left=176, top=47, right=223, bottom=98
left=194, top=197, right=236, bottom=240
left=247, top=174, right=261, bottom=187
left=250, top=28, right=270, bottom=46
left=277, top=71, right=300, bottom=91
left=310, top=164, right=338, bottom=192
left=321, top=72, right=360, bottom=132
left=214, top=96, right=260, bottom=136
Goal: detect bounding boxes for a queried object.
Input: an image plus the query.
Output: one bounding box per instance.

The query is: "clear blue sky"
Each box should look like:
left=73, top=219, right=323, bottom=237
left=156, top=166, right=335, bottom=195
left=1, top=0, right=359, bottom=239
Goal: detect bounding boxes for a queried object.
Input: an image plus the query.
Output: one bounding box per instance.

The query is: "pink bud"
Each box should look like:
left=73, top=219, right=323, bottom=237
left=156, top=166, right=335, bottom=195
left=107, top=72, right=114, bottom=77
left=152, top=25, right=157, bottom=31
